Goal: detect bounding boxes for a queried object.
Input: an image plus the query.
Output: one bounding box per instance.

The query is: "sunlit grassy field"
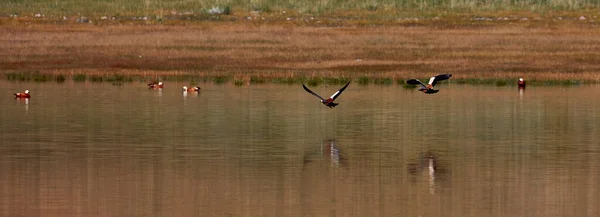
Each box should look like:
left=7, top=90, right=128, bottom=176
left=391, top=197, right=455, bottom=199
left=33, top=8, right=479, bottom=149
left=1, top=1, right=600, bottom=85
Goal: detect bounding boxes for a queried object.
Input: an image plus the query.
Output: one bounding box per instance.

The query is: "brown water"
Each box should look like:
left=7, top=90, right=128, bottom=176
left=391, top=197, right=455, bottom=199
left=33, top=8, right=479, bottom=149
left=1, top=81, right=600, bottom=217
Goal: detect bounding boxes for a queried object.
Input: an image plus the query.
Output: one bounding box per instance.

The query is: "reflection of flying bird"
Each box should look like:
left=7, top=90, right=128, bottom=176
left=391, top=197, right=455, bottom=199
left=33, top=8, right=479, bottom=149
left=406, top=74, right=452, bottom=94
left=303, top=139, right=346, bottom=168
left=407, top=152, right=438, bottom=175
left=302, top=82, right=350, bottom=108
left=407, top=151, right=450, bottom=195
left=14, top=90, right=31, bottom=98
left=407, top=151, right=452, bottom=179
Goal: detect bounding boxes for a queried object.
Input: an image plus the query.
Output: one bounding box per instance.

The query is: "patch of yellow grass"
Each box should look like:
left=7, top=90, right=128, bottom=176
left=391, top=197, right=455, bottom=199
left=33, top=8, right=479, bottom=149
left=1, top=19, right=600, bottom=83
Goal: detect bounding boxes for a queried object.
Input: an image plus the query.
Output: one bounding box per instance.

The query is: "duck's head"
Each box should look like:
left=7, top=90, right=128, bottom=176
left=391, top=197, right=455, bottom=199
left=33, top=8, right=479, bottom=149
left=158, top=82, right=163, bottom=85
left=519, top=78, right=524, bottom=82
left=25, top=90, right=30, bottom=94
left=182, top=86, right=188, bottom=91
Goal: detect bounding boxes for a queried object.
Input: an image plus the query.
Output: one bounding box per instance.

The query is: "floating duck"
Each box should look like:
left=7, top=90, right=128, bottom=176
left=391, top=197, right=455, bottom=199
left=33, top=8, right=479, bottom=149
left=14, top=90, right=31, bottom=98
left=518, top=78, right=526, bottom=89
left=406, top=74, right=452, bottom=94
left=148, top=81, right=163, bottom=89
left=302, top=81, right=350, bottom=108
left=182, top=86, right=200, bottom=92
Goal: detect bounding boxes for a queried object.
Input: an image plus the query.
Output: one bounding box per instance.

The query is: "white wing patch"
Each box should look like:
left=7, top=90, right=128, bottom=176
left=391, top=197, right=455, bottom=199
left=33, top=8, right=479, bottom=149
left=428, top=76, right=436, bottom=85
left=330, top=91, right=340, bottom=99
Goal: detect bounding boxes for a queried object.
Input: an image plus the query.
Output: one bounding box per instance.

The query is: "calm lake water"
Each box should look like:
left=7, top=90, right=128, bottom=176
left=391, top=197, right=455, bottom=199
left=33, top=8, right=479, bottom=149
left=1, top=81, right=600, bottom=217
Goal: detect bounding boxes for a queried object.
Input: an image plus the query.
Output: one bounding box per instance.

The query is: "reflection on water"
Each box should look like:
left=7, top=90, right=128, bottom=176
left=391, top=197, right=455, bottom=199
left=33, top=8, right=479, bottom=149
left=303, top=139, right=345, bottom=169
left=182, top=91, right=199, bottom=98
left=407, top=151, right=448, bottom=195
left=519, top=86, right=525, bottom=99
left=1, top=81, right=600, bottom=217
left=15, top=97, right=29, bottom=111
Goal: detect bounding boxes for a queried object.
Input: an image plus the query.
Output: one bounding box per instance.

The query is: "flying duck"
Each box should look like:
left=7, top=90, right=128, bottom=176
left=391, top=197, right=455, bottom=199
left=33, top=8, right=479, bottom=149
left=406, top=74, right=452, bottom=94
left=302, top=81, right=350, bottom=108
left=14, top=90, right=31, bottom=98
left=182, top=86, right=200, bottom=92
left=518, top=78, right=526, bottom=89
left=148, top=81, right=163, bottom=89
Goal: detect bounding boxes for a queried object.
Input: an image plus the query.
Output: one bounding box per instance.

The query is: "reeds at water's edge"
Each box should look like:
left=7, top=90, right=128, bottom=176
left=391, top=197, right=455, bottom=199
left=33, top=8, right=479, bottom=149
left=2, top=71, right=593, bottom=86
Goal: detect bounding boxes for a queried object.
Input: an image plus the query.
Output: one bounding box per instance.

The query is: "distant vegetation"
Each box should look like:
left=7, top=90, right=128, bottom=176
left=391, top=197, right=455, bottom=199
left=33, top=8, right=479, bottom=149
left=1, top=0, right=600, bottom=17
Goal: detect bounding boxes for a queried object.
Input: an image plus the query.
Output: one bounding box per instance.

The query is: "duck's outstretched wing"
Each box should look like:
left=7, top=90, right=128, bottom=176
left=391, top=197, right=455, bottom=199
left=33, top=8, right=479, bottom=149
left=430, top=74, right=452, bottom=87
left=330, top=81, right=351, bottom=101
left=302, top=84, right=326, bottom=101
left=406, top=79, right=427, bottom=89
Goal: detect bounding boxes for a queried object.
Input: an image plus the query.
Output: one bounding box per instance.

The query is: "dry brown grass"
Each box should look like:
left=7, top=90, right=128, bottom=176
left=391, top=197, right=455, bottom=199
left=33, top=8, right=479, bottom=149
left=2, top=16, right=600, bottom=84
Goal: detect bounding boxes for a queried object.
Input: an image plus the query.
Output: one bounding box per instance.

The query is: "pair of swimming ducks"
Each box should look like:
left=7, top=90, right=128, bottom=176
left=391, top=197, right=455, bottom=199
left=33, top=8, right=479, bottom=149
left=303, top=74, right=453, bottom=108
left=147, top=81, right=201, bottom=92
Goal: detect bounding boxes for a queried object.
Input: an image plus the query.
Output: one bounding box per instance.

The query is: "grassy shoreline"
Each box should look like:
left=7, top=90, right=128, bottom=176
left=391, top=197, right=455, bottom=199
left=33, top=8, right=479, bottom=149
left=2, top=6, right=600, bottom=86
